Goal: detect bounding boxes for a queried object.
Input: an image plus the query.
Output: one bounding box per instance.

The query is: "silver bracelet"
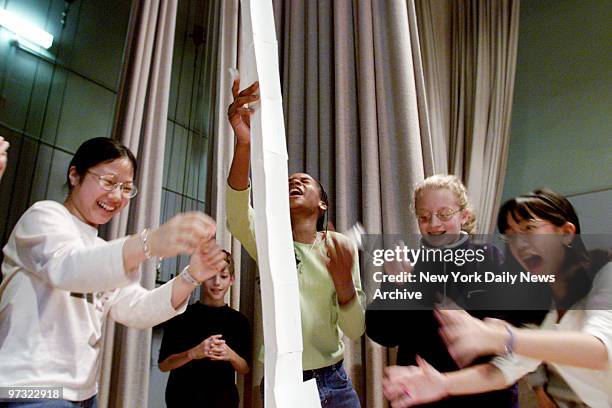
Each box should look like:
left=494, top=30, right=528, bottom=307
left=504, top=325, right=515, bottom=356
left=140, top=228, right=152, bottom=260
left=180, top=266, right=200, bottom=287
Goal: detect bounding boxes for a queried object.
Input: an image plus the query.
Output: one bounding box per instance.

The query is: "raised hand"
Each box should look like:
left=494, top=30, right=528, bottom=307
left=325, top=234, right=356, bottom=305
left=383, top=356, right=448, bottom=407
left=227, top=78, right=260, bottom=144
left=188, top=239, right=228, bottom=283
left=0, top=136, right=9, bottom=180
left=435, top=309, right=509, bottom=367
left=148, top=212, right=216, bottom=258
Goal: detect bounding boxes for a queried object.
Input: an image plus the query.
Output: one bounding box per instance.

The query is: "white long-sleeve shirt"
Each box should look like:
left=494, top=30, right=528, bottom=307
left=492, top=262, right=612, bottom=408
left=0, top=200, right=186, bottom=401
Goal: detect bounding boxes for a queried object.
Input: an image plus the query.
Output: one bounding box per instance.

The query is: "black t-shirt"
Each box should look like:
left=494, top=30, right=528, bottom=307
left=159, top=302, right=251, bottom=408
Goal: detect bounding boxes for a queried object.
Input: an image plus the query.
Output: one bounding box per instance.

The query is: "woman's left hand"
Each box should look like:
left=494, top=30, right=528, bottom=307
left=188, top=239, right=228, bottom=283
left=435, top=309, right=509, bottom=367
left=325, top=235, right=356, bottom=305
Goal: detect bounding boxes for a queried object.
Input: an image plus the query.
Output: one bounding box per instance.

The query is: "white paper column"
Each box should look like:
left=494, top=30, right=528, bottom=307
left=238, top=1, right=321, bottom=407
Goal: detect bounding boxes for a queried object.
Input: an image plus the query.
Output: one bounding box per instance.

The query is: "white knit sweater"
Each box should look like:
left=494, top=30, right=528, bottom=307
left=0, top=201, right=186, bottom=401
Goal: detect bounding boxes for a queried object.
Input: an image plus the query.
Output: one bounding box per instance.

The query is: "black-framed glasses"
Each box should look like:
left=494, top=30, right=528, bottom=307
left=87, top=171, right=138, bottom=198
left=416, top=207, right=463, bottom=224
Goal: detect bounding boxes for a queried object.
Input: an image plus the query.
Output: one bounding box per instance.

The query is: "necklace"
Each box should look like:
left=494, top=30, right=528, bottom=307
left=295, top=232, right=320, bottom=268
left=305, top=232, right=320, bottom=258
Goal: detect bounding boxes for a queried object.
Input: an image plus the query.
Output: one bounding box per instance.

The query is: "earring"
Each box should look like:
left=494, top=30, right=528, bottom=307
left=565, top=242, right=573, bottom=249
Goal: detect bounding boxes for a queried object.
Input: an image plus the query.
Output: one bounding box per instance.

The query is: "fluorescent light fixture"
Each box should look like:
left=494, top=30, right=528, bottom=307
left=0, top=8, right=53, bottom=49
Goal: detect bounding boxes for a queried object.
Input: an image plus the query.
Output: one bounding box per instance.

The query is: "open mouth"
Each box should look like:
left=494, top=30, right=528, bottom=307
left=289, top=187, right=303, bottom=197
left=97, top=201, right=116, bottom=213
left=521, top=254, right=544, bottom=271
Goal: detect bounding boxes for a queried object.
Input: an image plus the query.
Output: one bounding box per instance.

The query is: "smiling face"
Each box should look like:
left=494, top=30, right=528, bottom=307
left=288, top=172, right=327, bottom=220
left=66, top=158, right=134, bottom=227
left=503, top=211, right=573, bottom=276
left=415, top=188, right=469, bottom=247
left=201, top=268, right=234, bottom=306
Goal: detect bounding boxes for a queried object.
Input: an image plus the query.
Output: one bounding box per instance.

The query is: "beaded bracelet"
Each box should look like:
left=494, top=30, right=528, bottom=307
left=140, top=228, right=152, bottom=260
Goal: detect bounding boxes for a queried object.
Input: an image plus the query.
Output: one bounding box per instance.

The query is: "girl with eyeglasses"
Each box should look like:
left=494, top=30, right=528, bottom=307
left=383, top=189, right=612, bottom=408
left=367, top=174, right=544, bottom=408
left=0, top=137, right=228, bottom=407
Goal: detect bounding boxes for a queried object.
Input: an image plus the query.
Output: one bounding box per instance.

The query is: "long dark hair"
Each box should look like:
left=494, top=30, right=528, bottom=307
left=497, top=188, right=610, bottom=308
left=314, top=178, right=329, bottom=232
left=66, top=137, right=137, bottom=190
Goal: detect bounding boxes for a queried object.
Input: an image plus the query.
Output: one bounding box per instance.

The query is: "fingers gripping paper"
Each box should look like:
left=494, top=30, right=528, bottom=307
left=238, top=1, right=321, bottom=407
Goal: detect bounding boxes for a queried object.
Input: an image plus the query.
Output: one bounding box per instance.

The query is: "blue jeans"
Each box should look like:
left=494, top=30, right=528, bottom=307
left=260, top=361, right=360, bottom=408
left=1, top=396, right=97, bottom=408
left=303, top=361, right=361, bottom=408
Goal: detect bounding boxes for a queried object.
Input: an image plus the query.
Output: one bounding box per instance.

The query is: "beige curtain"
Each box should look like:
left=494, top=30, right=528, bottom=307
left=98, top=1, right=178, bottom=407
left=209, top=1, right=262, bottom=407
left=414, top=0, right=453, bottom=175
left=268, top=1, right=431, bottom=407
left=213, top=1, right=430, bottom=407
left=416, top=0, right=520, bottom=233
left=213, top=0, right=520, bottom=407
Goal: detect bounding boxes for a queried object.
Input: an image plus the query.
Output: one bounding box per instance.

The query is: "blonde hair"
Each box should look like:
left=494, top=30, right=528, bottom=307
left=413, top=174, right=477, bottom=234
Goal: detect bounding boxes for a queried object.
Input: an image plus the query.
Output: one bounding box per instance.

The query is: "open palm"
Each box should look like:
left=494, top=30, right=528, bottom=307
left=383, top=357, right=448, bottom=408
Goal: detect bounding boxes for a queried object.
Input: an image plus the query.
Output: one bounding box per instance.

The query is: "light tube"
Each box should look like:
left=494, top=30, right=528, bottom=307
left=0, top=8, right=53, bottom=49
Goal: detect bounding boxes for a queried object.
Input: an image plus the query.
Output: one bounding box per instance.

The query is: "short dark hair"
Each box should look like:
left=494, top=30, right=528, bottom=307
left=66, top=138, right=137, bottom=190
left=498, top=188, right=581, bottom=234
left=497, top=188, right=602, bottom=308
left=497, top=188, right=589, bottom=262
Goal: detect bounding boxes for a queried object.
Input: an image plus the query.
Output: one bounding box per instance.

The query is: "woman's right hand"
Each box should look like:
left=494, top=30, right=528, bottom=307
left=188, top=239, right=228, bottom=283
left=148, top=212, right=216, bottom=258
left=227, top=78, right=259, bottom=144
left=383, top=356, right=448, bottom=407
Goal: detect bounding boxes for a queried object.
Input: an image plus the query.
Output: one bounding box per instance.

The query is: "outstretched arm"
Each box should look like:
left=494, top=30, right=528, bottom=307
left=169, top=240, right=228, bottom=310
left=225, top=78, right=261, bottom=261
left=383, top=358, right=507, bottom=408
left=227, top=78, right=259, bottom=191
left=436, top=308, right=610, bottom=370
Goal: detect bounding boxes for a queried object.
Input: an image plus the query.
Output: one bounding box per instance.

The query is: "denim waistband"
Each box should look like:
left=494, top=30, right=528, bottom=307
left=303, top=360, right=344, bottom=379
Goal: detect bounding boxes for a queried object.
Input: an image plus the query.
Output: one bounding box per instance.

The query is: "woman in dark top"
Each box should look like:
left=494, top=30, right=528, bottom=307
left=366, top=175, right=544, bottom=407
